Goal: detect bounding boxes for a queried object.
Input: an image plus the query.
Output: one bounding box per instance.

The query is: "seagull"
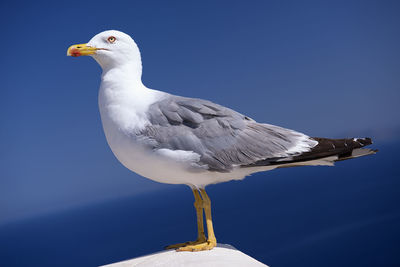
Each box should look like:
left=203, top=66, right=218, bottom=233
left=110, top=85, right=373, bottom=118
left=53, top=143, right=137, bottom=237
left=67, top=30, right=376, bottom=252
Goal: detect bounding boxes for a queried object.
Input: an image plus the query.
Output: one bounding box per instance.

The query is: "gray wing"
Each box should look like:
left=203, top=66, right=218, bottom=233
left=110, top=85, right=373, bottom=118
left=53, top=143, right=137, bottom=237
left=141, top=94, right=317, bottom=172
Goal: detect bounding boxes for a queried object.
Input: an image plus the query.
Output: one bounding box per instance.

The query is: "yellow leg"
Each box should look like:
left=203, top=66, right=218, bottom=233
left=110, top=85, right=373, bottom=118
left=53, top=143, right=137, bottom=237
left=193, top=190, right=207, bottom=241
left=177, top=188, right=217, bottom=251
left=165, top=189, right=207, bottom=250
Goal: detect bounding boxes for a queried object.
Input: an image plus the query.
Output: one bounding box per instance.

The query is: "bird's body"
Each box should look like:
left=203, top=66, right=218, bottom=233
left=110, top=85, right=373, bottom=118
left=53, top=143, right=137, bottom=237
left=97, top=66, right=373, bottom=188
left=99, top=78, right=272, bottom=187
left=68, top=30, right=376, bottom=251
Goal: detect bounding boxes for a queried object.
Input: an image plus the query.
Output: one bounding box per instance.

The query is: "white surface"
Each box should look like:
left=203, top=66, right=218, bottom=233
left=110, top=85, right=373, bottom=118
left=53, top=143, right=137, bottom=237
left=100, top=244, right=268, bottom=267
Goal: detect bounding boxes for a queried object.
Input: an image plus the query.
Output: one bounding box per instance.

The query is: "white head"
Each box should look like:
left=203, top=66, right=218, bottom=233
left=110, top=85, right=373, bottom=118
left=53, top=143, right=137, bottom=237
left=67, top=30, right=142, bottom=77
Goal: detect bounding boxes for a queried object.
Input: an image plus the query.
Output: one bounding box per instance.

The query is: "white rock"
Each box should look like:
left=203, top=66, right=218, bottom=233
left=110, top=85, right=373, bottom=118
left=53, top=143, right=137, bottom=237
left=100, top=244, right=268, bottom=267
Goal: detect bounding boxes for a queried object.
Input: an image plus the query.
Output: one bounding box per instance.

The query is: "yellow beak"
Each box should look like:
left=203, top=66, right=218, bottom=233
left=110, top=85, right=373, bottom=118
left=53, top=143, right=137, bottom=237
left=67, top=43, right=98, bottom=57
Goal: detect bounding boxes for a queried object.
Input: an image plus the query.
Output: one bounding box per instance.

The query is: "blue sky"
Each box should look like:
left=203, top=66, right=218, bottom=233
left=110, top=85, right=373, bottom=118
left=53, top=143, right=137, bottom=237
left=1, top=0, right=399, bottom=224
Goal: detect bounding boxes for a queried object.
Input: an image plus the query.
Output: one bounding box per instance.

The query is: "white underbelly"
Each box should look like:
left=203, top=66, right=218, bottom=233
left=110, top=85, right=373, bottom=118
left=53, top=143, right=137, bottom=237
left=100, top=116, right=266, bottom=188
left=101, top=117, right=209, bottom=186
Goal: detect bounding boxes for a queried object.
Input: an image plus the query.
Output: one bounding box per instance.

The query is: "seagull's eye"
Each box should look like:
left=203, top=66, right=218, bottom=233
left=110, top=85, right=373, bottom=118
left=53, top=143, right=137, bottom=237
left=107, top=36, right=116, bottom=43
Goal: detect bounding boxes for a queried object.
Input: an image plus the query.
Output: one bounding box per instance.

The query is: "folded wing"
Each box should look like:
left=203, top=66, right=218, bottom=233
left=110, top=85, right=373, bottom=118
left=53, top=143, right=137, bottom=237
left=140, top=95, right=318, bottom=172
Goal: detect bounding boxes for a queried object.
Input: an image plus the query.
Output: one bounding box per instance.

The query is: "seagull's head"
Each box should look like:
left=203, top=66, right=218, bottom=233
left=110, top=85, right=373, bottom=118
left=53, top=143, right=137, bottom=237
left=67, top=30, right=141, bottom=72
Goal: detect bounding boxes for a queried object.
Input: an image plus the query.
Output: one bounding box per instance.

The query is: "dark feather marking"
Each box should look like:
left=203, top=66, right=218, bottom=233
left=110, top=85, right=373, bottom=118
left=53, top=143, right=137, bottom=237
left=245, top=137, right=375, bottom=167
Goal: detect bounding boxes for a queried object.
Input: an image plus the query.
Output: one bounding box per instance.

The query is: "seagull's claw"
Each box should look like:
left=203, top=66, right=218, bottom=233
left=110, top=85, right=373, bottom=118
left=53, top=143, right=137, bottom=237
left=176, top=239, right=217, bottom=252
left=165, top=237, right=207, bottom=250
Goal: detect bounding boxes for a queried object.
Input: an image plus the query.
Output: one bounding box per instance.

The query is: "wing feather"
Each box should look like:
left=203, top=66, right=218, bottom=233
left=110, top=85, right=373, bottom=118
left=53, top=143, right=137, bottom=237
left=142, top=95, right=317, bottom=172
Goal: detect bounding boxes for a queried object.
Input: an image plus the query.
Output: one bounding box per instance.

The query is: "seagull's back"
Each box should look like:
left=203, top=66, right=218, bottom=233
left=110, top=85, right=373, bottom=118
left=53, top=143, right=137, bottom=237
left=97, top=71, right=374, bottom=188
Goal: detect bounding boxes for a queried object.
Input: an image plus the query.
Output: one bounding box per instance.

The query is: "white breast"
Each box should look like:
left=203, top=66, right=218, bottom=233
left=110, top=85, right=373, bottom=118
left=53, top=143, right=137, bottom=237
left=98, top=75, right=209, bottom=186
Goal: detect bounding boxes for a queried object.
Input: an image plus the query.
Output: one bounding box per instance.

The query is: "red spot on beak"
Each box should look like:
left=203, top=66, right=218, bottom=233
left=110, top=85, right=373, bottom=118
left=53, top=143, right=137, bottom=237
left=70, top=48, right=81, bottom=57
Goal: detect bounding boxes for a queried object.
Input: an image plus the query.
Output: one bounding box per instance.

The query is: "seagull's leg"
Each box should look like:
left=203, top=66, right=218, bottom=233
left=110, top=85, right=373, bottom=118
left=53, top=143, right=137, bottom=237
left=177, top=188, right=217, bottom=251
left=165, top=189, right=206, bottom=250
left=193, top=189, right=207, bottom=242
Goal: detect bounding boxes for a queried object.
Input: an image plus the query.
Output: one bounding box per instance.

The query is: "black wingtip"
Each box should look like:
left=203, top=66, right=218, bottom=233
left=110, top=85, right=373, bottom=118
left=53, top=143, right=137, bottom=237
left=355, top=137, right=373, bottom=146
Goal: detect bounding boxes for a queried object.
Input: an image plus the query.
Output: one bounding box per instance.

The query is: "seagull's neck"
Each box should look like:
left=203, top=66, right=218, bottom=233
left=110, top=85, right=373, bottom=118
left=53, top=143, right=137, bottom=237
left=101, top=63, right=143, bottom=85
left=98, top=65, right=164, bottom=133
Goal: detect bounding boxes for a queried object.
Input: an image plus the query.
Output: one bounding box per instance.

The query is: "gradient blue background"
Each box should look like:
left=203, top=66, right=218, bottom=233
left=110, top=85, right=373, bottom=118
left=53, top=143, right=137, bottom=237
left=1, top=0, right=399, bottom=266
